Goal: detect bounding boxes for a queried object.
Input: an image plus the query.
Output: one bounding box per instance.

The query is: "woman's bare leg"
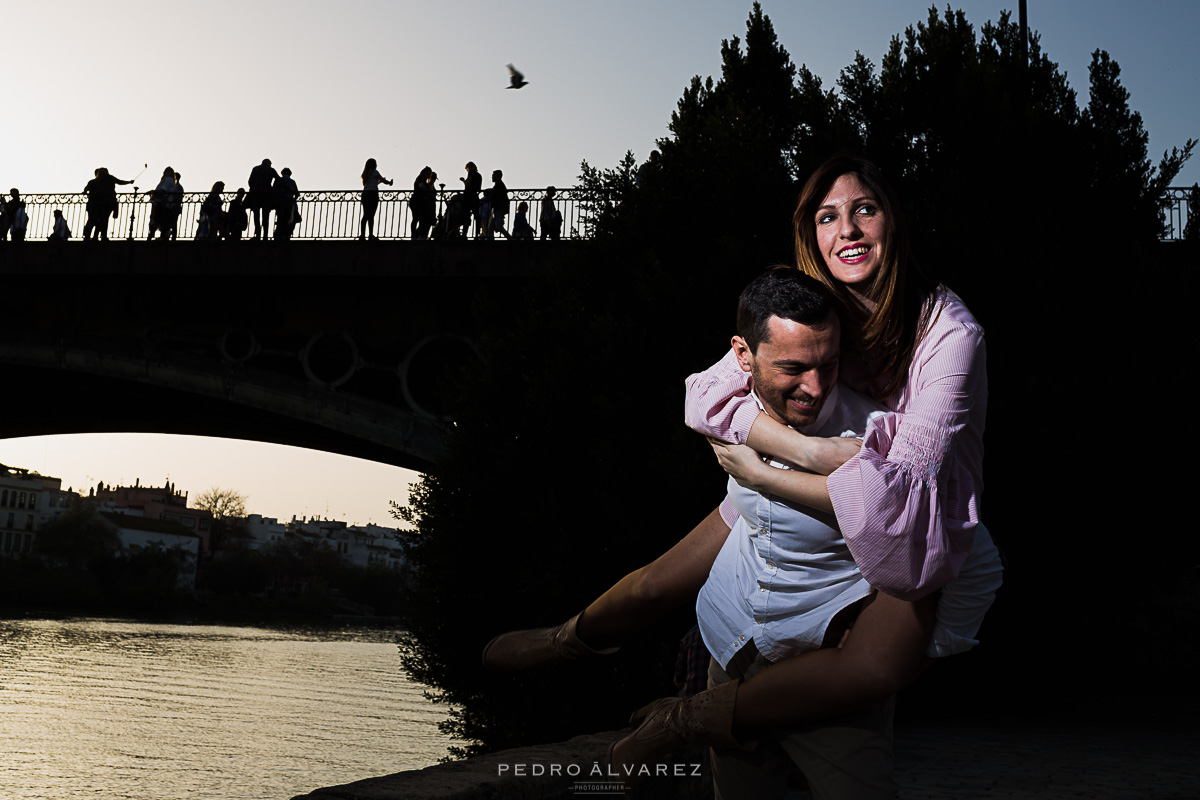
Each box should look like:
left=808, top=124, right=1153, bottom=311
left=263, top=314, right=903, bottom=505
left=731, top=592, right=937, bottom=730
left=483, top=507, right=731, bottom=670
left=576, top=506, right=731, bottom=648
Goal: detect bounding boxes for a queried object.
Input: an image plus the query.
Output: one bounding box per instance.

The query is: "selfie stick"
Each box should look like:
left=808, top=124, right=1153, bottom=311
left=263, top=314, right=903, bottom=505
left=127, top=163, right=147, bottom=240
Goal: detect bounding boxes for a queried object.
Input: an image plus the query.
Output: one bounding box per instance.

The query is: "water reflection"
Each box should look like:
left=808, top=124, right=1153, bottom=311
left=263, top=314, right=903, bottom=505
left=0, top=618, right=453, bottom=800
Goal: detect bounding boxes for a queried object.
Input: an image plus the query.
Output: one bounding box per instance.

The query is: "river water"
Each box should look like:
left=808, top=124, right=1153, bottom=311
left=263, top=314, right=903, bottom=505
left=0, top=618, right=454, bottom=800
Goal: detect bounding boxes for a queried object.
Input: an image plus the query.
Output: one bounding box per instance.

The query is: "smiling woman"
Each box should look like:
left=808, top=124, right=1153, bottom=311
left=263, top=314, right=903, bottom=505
left=814, top=174, right=885, bottom=291
left=0, top=433, right=420, bottom=527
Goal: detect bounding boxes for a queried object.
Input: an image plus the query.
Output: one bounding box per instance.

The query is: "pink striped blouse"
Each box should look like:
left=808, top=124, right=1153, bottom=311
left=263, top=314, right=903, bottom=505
left=684, top=287, right=986, bottom=600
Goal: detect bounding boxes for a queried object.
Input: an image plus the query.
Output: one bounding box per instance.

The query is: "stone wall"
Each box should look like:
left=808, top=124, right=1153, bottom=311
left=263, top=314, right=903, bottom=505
left=291, top=732, right=712, bottom=800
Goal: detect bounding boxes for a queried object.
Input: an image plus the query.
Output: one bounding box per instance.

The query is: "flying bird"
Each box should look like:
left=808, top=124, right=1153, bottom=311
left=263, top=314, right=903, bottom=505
left=506, top=64, right=528, bottom=89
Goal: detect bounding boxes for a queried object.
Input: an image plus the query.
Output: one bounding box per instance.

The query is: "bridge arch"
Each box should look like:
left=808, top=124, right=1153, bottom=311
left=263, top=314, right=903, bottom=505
left=0, top=239, right=574, bottom=471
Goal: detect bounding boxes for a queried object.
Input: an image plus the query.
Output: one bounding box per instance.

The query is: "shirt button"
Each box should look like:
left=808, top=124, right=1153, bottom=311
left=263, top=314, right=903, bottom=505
left=754, top=617, right=762, bottom=624
left=739, top=635, right=746, bottom=641
left=766, top=562, right=775, bottom=569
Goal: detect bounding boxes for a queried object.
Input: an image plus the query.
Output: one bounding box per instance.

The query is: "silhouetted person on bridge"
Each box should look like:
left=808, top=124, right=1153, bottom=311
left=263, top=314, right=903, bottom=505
left=5, top=189, right=28, bottom=241
left=168, top=172, right=184, bottom=240
left=486, top=169, right=510, bottom=240
left=147, top=167, right=176, bottom=240
left=226, top=188, right=248, bottom=240
left=635, top=149, right=660, bottom=188
left=540, top=186, right=562, bottom=241
left=360, top=158, right=393, bottom=241
left=512, top=200, right=534, bottom=240
left=83, top=168, right=133, bottom=240
left=47, top=209, right=71, bottom=241
left=273, top=167, right=299, bottom=240
left=460, top=161, right=482, bottom=238
left=198, top=181, right=225, bottom=239
left=247, top=158, right=279, bottom=240
left=411, top=166, right=436, bottom=240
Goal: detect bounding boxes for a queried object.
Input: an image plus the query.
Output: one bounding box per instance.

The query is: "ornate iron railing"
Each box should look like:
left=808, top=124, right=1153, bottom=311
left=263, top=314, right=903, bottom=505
left=6, top=186, right=1195, bottom=242
left=2, top=187, right=596, bottom=242
left=1162, top=186, right=1196, bottom=241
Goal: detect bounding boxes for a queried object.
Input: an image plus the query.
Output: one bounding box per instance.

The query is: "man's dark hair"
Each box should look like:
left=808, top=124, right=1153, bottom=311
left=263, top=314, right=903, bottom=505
left=737, top=267, right=837, bottom=354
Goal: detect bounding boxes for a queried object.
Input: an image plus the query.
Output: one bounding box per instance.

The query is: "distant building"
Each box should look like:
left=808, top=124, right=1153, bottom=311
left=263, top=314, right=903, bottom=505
left=93, top=479, right=214, bottom=553
left=97, top=511, right=201, bottom=588
left=243, top=514, right=287, bottom=550
left=350, top=523, right=408, bottom=572
left=288, top=515, right=410, bottom=571
left=0, top=463, right=81, bottom=557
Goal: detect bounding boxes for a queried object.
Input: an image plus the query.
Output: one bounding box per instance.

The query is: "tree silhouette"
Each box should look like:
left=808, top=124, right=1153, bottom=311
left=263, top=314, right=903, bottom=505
left=33, top=501, right=121, bottom=570
left=194, top=486, right=247, bottom=519
left=195, top=486, right=249, bottom=556
left=1082, top=49, right=1196, bottom=241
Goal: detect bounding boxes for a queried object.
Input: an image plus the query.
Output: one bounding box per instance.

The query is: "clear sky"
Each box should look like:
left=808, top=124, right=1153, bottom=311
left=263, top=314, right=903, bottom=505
left=0, top=434, right=417, bottom=528
left=5, top=0, right=1197, bottom=193
left=2, top=0, right=1197, bottom=525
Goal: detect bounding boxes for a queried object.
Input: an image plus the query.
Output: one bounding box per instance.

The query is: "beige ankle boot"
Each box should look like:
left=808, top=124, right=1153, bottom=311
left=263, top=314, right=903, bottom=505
left=607, top=679, right=742, bottom=787
left=481, top=612, right=619, bottom=671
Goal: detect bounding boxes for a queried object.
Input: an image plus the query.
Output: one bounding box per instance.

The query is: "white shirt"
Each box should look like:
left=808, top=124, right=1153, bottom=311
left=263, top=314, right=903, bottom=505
left=698, top=383, right=887, bottom=668
left=697, top=382, right=1004, bottom=667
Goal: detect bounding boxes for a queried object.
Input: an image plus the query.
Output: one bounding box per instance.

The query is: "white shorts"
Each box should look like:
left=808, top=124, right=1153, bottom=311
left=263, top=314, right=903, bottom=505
left=927, top=523, right=1004, bottom=658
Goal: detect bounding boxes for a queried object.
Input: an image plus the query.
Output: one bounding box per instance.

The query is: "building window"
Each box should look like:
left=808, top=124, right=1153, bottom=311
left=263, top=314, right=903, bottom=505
left=5, top=513, right=12, bottom=528
left=23, top=534, right=32, bottom=553
left=1, top=490, right=7, bottom=506
left=25, top=515, right=33, bottom=530
left=199, top=519, right=210, bottom=530
left=18, top=492, right=26, bottom=509
left=28, top=494, right=37, bottom=510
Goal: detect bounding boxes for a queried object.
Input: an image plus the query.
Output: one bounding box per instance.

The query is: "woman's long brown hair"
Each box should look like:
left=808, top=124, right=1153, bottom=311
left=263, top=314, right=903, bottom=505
left=793, top=156, right=938, bottom=400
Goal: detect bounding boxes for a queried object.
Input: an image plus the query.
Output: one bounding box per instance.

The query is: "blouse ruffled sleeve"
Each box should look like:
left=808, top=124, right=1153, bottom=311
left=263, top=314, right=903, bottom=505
left=826, top=318, right=986, bottom=601
left=683, top=348, right=761, bottom=444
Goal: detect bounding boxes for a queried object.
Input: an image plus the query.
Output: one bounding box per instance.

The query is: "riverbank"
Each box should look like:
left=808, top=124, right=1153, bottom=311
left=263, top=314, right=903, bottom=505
left=294, top=691, right=1200, bottom=799
left=0, top=600, right=406, bottom=629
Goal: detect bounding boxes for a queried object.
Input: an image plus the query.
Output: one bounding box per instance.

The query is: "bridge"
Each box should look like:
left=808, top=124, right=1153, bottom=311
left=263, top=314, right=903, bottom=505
left=4, top=186, right=597, bottom=242
left=0, top=239, right=582, bottom=472
left=5, top=184, right=1194, bottom=241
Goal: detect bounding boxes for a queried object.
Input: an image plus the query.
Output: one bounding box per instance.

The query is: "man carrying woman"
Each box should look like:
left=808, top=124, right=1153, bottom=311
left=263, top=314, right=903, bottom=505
left=483, top=156, right=1003, bottom=794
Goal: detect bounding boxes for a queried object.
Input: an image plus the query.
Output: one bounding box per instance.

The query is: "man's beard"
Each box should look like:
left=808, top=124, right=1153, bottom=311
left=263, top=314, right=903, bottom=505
left=752, top=368, right=821, bottom=428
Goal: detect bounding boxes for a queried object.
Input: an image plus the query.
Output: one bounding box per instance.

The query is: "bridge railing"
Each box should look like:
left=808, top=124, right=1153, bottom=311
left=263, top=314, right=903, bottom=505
left=8, top=186, right=1195, bottom=242
left=1162, top=186, right=1196, bottom=241
left=4, top=187, right=602, bottom=242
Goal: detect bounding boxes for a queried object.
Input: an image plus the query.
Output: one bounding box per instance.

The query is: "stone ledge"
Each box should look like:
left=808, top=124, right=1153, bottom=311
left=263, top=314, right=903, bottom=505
left=290, top=731, right=711, bottom=800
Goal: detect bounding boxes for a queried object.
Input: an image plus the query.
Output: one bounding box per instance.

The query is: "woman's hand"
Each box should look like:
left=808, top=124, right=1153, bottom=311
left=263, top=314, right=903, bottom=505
left=708, top=438, right=771, bottom=492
